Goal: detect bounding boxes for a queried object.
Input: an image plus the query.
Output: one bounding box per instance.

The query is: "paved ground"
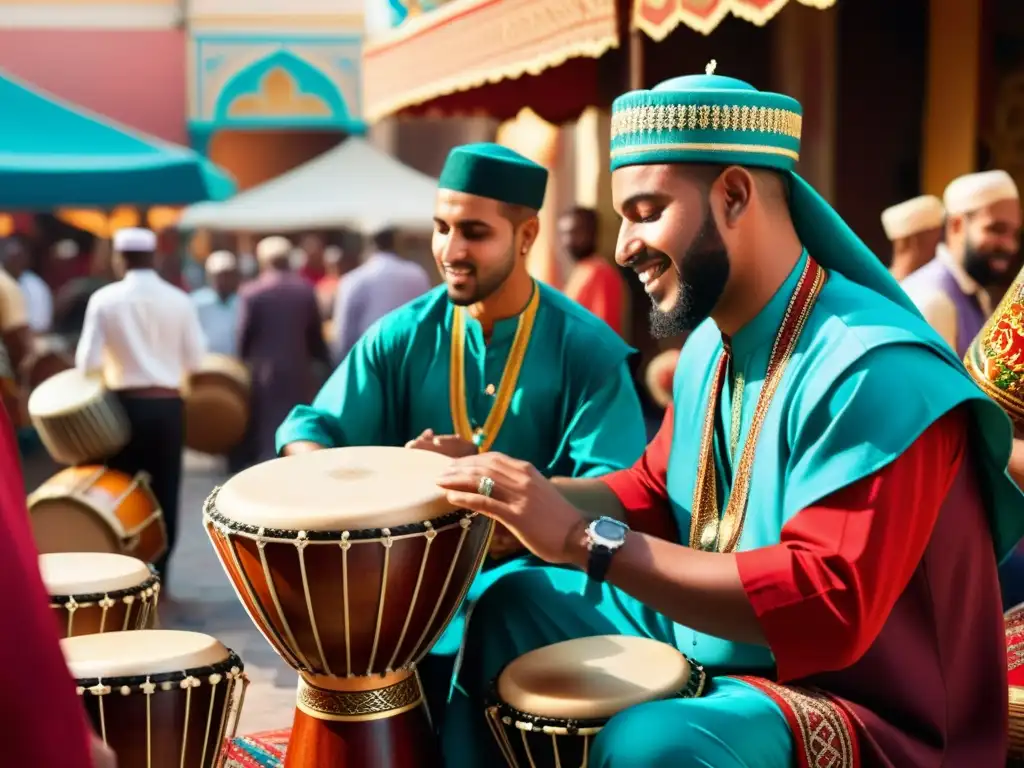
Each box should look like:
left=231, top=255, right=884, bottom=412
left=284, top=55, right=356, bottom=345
left=24, top=449, right=296, bottom=736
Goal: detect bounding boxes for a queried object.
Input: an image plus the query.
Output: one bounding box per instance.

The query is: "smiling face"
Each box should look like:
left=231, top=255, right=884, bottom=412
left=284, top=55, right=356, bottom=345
left=432, top=190, right=536, bottom=306
left=612, top=164, right=732, bottom=337
left=947, top=199, right=1022, bottom=289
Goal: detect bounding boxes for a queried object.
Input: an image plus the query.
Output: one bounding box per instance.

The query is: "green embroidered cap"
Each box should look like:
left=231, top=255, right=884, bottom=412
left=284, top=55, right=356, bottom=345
left=609, top=65, right=920, bottom=317
left=438, top=143, right=547, bottom=210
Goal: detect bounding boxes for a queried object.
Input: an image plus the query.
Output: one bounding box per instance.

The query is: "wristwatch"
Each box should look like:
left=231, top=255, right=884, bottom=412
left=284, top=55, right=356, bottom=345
left=585, top=517, right=630, bottom=583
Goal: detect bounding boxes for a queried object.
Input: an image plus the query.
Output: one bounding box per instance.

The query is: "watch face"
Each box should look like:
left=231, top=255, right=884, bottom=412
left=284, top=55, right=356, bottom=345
left=592, top=517, right=627, bottom=545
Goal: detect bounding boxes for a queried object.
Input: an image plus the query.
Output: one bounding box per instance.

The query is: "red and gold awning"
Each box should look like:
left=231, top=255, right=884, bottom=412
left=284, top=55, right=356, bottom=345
left=634, top=0, right=835, bottom=41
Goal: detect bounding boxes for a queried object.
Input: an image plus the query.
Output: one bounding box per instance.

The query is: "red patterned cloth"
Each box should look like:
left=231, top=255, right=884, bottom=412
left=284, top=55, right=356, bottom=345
left=1008, top=604, right=1024, bottom=687
left=223, top=728, right=290, bottom=768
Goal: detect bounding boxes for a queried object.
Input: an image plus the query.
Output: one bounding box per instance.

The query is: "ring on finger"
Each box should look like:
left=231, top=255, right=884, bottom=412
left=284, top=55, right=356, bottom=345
left=477, top=475, right=495, bottom=498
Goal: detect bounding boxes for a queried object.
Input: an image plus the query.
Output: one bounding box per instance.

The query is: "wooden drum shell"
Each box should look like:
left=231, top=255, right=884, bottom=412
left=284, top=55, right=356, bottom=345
left=50, top=571, right=160, bottom=639
left=184, top=355, right=251, bottom=456
left=204, top=493, right=492, bottom=681
left=28, top=466, right=167, bottom=565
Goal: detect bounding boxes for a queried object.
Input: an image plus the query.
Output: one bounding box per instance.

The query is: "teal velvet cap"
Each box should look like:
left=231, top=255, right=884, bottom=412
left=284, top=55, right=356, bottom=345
left=438, top=143, right=547, bottom=210
left=609, top=70, right=919, bottom=316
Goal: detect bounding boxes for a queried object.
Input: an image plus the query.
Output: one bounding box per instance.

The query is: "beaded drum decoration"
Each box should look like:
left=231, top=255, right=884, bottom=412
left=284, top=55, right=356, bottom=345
left=965, top=270, right=1024, bottom=425
left=485, top=636, right=706, bottom=768
left=63, top=630, right=248, bottom=768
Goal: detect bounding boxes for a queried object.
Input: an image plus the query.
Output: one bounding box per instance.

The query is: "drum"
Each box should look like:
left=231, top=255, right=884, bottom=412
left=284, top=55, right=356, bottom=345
left=965, top=271, right=1024, bottom=425
left=63, top=630, right=248, bottom=768
left=20, top=334, right=74, bottom=391
left=184, top=354, right=251, bottom=456
left=1007, top=604, right=1024, bottom=764
left=204, top=446, right=493, bottom=768
left=644, top=349, right=680, bottom=409
left=41, top=552, right=160, bottom=638
left=27, top=368, right=130, bottom=465
left=28, top=465, right=167, bottom=565
left=486, top=636, right=706, bottom=768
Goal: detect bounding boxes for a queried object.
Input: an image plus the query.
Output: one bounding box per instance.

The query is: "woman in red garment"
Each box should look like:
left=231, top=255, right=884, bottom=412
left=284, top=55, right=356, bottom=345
left=0, top=402, right=116, bottom=768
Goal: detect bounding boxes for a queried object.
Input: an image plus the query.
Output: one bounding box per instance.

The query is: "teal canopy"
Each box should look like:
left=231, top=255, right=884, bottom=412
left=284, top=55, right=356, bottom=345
left=0, top=71, right=236, bottom=209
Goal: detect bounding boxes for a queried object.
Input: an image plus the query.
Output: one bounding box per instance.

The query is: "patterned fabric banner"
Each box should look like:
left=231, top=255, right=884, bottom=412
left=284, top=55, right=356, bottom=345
left=633, top=0, right=836, bottom=41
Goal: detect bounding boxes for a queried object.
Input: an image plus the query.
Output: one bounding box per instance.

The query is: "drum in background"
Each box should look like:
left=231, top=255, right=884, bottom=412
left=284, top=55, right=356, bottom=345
left=184, top=354, right=251, bottom=456
left=204, top=446, right=493, bottom=768
left=41, top=552, right=160, bottom=638
left=644, top=348, right=680, bottom=409
left=27, top=368, right=130, bottom=465
left=28, top=465, right=167, bottom=565
left=965, top=272, right=1024, bottom=425
left=20, top=334, right=74, bottom=392
left=63, top=630, right=248, bottom=768
left=486, top=636, right=706, bottom=768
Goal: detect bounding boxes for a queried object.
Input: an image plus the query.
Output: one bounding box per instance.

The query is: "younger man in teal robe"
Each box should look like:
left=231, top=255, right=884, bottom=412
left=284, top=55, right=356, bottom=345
left=275, top=143, right=647, bottom=725
left=436, top=72, right=1024, bottom=767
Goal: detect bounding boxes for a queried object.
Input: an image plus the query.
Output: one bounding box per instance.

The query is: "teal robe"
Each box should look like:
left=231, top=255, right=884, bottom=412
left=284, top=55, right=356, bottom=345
left=275, top=282, right=648, bottom=723
left=442, top=253, right=1024, bottom=767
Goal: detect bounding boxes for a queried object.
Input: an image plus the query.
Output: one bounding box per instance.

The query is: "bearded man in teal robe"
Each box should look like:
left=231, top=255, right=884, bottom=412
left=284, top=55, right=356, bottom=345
left=436, top=70, right=1024, bottom=767
left=275, top=143, right=647, bottom=727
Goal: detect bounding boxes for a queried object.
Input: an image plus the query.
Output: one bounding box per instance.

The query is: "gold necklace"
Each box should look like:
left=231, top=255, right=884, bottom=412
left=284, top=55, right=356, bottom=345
left=449, top=282, right=540, bottom=453
left=689, top=257, right=826, bottom=553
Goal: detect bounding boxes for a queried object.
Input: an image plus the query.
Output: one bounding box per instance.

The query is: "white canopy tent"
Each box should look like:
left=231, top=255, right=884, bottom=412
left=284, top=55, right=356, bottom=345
left=177, top=137, right=438, bottom=233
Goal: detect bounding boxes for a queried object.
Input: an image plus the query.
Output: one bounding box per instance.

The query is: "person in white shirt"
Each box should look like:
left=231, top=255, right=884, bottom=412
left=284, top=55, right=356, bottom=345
left=191, top=251, right=241, bottom=357
left=880, top=195, right=945, bottom=283
left=1, top=238, right=52, bottom=333
left=75, top=227, right=206, bottom=582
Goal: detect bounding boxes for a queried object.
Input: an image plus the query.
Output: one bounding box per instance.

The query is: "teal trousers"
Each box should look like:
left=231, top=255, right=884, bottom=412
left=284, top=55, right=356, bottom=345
left=440, top=566, right=794, bottom=768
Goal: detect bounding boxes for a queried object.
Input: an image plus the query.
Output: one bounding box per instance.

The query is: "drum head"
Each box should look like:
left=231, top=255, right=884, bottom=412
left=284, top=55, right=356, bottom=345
left=61, top=630, right=229, bottom=679
left=498, top=636, right=692, bottom=721
left=40, top=552, right=151, bottom=596
left=214, top=446, right=454, bottom=531
left=27, top=368, right=105, bottom=417
left=30, top=498, right=120, bottom=555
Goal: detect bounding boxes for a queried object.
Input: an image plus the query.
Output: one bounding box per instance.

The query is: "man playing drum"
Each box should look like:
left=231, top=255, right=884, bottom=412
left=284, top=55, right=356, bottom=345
left=276, top=143, right=647, bottom=726
left=437, top=70, right=1024, bottom=767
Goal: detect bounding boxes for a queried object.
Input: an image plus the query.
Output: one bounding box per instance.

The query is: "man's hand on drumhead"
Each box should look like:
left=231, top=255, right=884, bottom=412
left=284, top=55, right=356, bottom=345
left=437, top=453, right=585, bottom=565
left=406, top=429, right=478, bottom=459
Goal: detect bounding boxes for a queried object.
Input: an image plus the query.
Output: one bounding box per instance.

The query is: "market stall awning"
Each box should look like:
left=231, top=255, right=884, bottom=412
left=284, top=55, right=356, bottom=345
left=363, top=0, right=836, bottom=122
left=0, top=70, right=235, bottom=210
left=363, top=0, right=621, bottom=123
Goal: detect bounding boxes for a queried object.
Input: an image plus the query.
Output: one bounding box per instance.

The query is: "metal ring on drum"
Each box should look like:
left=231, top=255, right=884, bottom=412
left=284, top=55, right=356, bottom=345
left=485, top=636, right=706, bottom=768
left=203, top=446, right=494, bottom=768
left=62, top=630, right=248, bottom=767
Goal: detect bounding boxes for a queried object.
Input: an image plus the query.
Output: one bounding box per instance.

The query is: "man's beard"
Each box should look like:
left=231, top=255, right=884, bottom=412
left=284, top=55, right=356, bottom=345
left=445, top=247, right=516, bottom=306
left=963, top=237, right=1015, bottom=289
left=649, top=208, right=731, bottom=339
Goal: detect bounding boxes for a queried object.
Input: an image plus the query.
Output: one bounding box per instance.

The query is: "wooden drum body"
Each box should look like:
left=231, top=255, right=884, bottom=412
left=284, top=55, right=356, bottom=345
left=20, top=335, right=74, bottom=391
left=965, top=271, right=1024, bottom=425
left=27, top=368, right=130, bottom=465
left=28, top=465, right=167, bottom=564
left=184, top=354, right=251, bottom=456
left=63, top=630, right=248, bottom=768
left=204, top=447, right=493, bottom=768
left=41, top=553, right=160, bottom=638
left=486, top=636, right=706, bottom=768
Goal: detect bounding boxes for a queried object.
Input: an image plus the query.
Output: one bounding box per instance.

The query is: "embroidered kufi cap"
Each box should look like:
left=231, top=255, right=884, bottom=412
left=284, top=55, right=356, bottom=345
left=255, top=236, right=292, bottom=265
left=113, top=227, right=157, bottom=253
left=608, top=65, right=918, bottom=315
left=438, top=143, right=548, bottom=210
left=205, top=250, right=237, bottom=275
left=943, top=170, right=1019, bottom=216
left=881, top=196, right=945, bottom=241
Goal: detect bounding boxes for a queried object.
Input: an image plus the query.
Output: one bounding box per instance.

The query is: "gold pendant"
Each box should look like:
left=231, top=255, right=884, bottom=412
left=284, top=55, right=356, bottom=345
left=718, top=517, right=734, bottom=550
left=699, top=522, right=718, bottom=551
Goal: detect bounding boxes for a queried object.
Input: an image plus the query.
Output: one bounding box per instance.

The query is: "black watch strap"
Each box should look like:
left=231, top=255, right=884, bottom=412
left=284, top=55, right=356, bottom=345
left=587, top=544, right=614, bottom=583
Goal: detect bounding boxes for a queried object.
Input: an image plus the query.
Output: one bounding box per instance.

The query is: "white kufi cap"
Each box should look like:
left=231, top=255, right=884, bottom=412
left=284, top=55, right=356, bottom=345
left=256, top=236, right=292, bottom=264
left=880, top=195, right=945, bottom=241
left=113, top=227, right=157, bottom=253
left=205, top=250, right=237, bottom=275
left=943, top=170, right=1020, bottom=216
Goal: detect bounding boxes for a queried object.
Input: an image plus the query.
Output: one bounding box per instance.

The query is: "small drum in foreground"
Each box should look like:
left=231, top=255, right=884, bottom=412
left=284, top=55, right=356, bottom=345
left=965, top=272, right=1024, bottom=425
left=184, top=354, right=251, bottom=455
left=64, top=630, right=248, bottom=768
left=28, top=465, right=167, bottom=564
left=27, top=368, right=130, bottom=465
left=41, top=552, right=159, bottom=638
left=204, top=446, right=493, bottom=768
left=486, top=636, right=706, bottom=768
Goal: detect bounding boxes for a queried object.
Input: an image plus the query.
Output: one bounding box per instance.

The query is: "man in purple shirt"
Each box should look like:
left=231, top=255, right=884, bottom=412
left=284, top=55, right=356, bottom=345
left=331, top=228, right=431, bottom=362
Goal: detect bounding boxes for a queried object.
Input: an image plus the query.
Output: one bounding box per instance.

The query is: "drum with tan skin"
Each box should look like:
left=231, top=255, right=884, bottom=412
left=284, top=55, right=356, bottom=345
left=28, top=465, right=167, bottom=565
left=487, top=636, right=706, bottom=768
left=64, top=630, right=248, bottom=768
left=41, top=553, right=160, bottom=638
left=183, top=354, right=251, bottom=456
left=204, top=446, right=493, bottom=768
left=27, top=368, right=130, bottom=465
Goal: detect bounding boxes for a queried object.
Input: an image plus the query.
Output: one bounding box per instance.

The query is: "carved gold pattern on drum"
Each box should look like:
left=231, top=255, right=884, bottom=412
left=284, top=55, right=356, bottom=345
left=966, top=273, right=1024, bottom=424
left=296, top=673, right=423, bottom=722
